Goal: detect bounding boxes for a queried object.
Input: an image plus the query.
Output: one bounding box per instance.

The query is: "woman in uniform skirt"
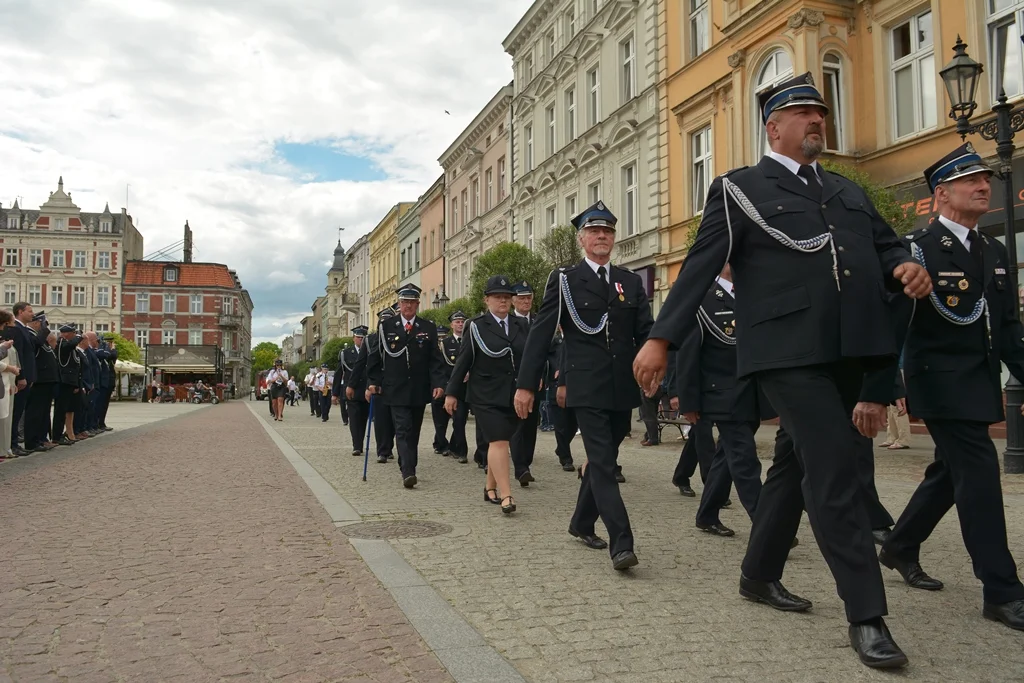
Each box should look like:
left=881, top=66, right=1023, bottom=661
left=445, top=275, right=527, bottom=514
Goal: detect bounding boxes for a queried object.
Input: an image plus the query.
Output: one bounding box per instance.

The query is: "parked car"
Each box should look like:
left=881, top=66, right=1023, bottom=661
left=254, top=370, right=269, bottom=400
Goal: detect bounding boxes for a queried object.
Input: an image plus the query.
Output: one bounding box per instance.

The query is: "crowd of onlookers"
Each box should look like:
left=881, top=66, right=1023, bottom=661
left=0, top=302, right=117, bottom=462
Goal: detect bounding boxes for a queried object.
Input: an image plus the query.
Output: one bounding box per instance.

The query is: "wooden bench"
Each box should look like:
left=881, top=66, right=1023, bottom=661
left=656, top=404, right=691, bottom=441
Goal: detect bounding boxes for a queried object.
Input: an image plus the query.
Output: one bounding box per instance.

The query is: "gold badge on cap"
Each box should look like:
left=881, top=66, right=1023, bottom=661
left=947, top=295, right=959, bottom=307
left=966, top=142, right=976, bottom=154
left=958, top=279, right=969, bottom=291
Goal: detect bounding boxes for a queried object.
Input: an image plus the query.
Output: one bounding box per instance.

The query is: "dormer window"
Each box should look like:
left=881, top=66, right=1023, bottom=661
left=6, top=216, right=17, bottom=229
left=55, top=218, right=65, bottom=230
left=164, top=267, right=178, bottom=282
left=100, top=220, right=111, bottom=232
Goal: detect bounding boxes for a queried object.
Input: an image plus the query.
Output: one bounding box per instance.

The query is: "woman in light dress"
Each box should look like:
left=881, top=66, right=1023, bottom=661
left=0, top=311, right=22, bottom=459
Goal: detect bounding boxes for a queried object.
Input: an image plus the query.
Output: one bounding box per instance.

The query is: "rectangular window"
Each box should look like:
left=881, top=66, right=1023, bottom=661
left=164, top=267, right=177, bottom=282
left=524, top=124, right=534, bottom=172
left=565, top=86, right=576, bottom=141
left=472, top=178, right=480, bottom=217
left=136, top=329, right=148, bottom=348
left=51, top=250, right=64, bottom=268
left=988, top=0, right=1024, bottom=99
left=822, top=54, right=845, bottom=152
left=587, top=67, right=600, bottom=127
left=525, top=218, right=534, bottom=250
left=72, top=286, right=86, bottom=307
left=890, top=10, right=936, bottom=139
left=3, top=284, right=15, bottom=304
left=27, top=284, right=40, bottom=305
left=222, top=296, right=233, bottom=314
left=525, top=52, right=534, bottom=81
left=689, top=0, right=709, bottom=59
left=100, top=220, right=111, bottom=232
left=96, top=286, right=110, bottom=307
left=162, top=329, right=176, bottom=345
left=451, top=198, right=459, bottom=230
left=401, top=249, right=406, bottom=277
left=460, top=189, right=468, bottom=226
left=498, top=158, right=506, bottom=199
left=692, top=126, right=713, bottom=212
left=485, top=169, right=493, bottom=211
left=98, top=251, right=110, bottom=269
left=566, top=194, right=578, bottom=221
left=136, top=292, right=149, bottom=313
left=55, top=218, right=65, bottom=230
left=588, top=181, right=601, bottom=204
left=189, top=329, right=202, bottom=345
left=73, top=250, right=86, bottom=268
left=50, top=285, right=63, bottom=306
left=5, top=249, right=17, bottom=267
left=164, top=295, right=176, bottom=313
left=28, top=249, right=42, bottom=267
left=621, top=36, right=636, bottom=102
left=546, top=205, right=557, bottom=233
left=414, top=239, right=420, bottom=269
left=6, top=216, right=17, bottom=229
left=566, top=7, right=576, bottom=38
left=546, top=105, right=556, bottom=155
left=622, top=163, right=637, bottom=237
left=190, top=293, right=202, bottom=314
left=546, top=29, right=556, bottom=61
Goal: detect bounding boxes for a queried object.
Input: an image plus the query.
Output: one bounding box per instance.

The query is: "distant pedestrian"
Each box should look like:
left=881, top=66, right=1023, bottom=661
left=266, top=360, right=288, bottom=421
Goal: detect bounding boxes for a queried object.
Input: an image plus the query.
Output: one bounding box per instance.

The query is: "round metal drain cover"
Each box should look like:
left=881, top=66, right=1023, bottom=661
left=341, top=520, right=453, bottom=539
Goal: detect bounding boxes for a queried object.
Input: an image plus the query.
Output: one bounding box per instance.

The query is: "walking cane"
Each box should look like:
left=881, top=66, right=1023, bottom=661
left=362, top=395, right=375, bottom=482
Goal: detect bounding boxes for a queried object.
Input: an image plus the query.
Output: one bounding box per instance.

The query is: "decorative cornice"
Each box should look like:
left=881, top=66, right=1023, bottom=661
left=787, top=8, right=824, bottom=29
left=727, top=49, right=746, bottom=68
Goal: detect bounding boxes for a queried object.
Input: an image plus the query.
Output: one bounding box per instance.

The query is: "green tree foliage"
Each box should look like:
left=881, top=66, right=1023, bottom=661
left=106, top=333, right=141, bottom=363
left=538, top=225, right=582, bottom=268
left=417, top=297, right=479, bottom=327
left=819, top=159, right=916, bottom=236
left=289, top=361, right=311, bottom=384
left=468, top=242, right=552, bottom=313
left=251, top=341, right=281, bottom=374
left=319, top=336, right=353, bottom=367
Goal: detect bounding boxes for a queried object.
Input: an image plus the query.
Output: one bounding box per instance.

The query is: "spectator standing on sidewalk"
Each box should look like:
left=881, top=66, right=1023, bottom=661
left=880, top=353, right=910, bottom=450
left=0, top=311, right=20, bottom=459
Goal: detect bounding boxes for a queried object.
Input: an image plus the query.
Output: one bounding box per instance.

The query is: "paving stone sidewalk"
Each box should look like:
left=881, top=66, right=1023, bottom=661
left=273, top=403, right=1024, bottom=683
left=0, top=402, right=452, bottom=683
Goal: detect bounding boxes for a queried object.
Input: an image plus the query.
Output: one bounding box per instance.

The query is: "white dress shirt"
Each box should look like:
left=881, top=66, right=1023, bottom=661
left=767, top=151, right=821, bottom=185
left=491, top=313, right=510, bottom=335
left=936, top=215, right=976, bottom=249
left=716, top=276, right=734, bottom=297
left=584, top=257, right=612, bottom=282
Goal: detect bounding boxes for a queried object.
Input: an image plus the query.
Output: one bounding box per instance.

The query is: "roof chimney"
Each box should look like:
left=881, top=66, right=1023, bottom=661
left=183, top=220, right=193, bottom=263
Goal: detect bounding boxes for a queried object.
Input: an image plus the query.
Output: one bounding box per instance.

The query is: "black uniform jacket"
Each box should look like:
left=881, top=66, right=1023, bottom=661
left=367, top=315, right=446, bottom=406
left=518, top=259, right=654, bottom=411
left=446, top=313, right=528, bottom=408
left=35, top=343, right=59, bottom=384
left=676, top=282, right=775, bottom=422
left=56, top=337, right=82, bottom=387
left=893, top=219, right=1024, bottom=423
left=439, top=335, right=464, bottom=385
left=334, top=345, right=365, bottom=400
left=650, top=157, right=913, bottom=378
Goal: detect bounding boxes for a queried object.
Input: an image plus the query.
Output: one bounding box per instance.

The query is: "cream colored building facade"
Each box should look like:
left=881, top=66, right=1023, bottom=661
left=418, top=176, right=447, bottom=307
left=439, top=85, right=513, bottom=301
left=368, top=203, right=414, bottom=314
left=503, top=0, right=661, bottom=289
left=346, top=234, right=371, bottom=328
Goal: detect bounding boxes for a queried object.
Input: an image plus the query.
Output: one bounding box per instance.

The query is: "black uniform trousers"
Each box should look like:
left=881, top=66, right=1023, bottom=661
left=742, top=361, right=887, bottom=624
left=347, top=400, right=369, bottom=452
left=391, top=405, right=425, bottom=478
left=856, top=433, right=895, bottom=530
left=884, top=419, right=1024, bottom=605
left=447, top=400, right=468, bottom=458
left=97, top=386, right=113, bottom=428
left=696, top=420, right=761, bottom=526
left=431, top=397, right=451, bottom=452
left=25, top=382, right=55, bottom=448
left=308, top=388, right=320, bottom=416
left=672, top=418, right=715, bottom=487
left=510, top=406, right=539, bottom=479
left=11, top=387, right=29, bottom=449
left=552, top=404, right=577, bottom=466
left=319, top=393, right=332, bottom=421
left=340, top=397, right=349, bottom=424
left=569, top=408, right=633, bottom=557
left=639, top=388, right=666, bottom=444
left=373, top=400, right=395, bottom=459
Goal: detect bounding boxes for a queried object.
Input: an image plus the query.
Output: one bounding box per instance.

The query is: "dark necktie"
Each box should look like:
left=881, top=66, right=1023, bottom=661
left=967, top=230, right=984, bottom=275
left=499, top=319, right=507, bottom=337
left=597, top=265, right=609, bottom=298
left=798, top=164, right=822, bottom=201
left=404, top=322, right=412, bottom=334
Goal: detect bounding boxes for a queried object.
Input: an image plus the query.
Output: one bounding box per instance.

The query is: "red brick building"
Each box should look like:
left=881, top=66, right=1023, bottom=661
left=121, top=260, right=253, bottom=389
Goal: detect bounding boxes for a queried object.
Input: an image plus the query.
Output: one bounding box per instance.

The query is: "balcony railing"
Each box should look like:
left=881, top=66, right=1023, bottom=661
left=219, top=314, right=242, bottom=327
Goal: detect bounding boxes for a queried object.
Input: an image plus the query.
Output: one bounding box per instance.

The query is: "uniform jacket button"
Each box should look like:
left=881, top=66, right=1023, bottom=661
left=843, top=269, right=851, bottom=277
left=838, top=246, right=845, bottom=252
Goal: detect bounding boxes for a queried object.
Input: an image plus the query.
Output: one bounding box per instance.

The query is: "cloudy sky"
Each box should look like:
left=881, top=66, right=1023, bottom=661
left=0, top=0, right=532, bottom=344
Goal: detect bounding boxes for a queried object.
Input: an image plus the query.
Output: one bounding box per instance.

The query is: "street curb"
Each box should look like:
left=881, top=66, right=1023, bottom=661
left=245, top=402, right=527, bottom=683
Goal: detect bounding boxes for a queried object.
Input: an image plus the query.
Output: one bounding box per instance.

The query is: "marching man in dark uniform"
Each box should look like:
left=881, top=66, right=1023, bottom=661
left=357, top=308, right=397, bottom=464
left=632, top=73, right=932, bottom=668
left=515, top=201, right=654, bottom=571
left=434, top=311, right=469, bottom=463
left=367, top=284, right=446, bottom=488
left=676, top=264, right=770, bottom=537
left=880, top=144, right=1024, bottom=631
left=334, top=325, right=368, bottom=456
left=510, top=281, right=540, bottom=486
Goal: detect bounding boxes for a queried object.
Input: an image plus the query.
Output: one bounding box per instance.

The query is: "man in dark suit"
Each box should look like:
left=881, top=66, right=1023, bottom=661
left=435, top=312, right=469, bottom=463
left=335, top=325, right=369, bottom=456
left=95, top=335, right=117, bottom=431
left=880, top=144, right=1024, bottom=631
left=356, top=309, right=396, bottom=464
left=515, top=201, right=654, bottom=571
left=632, top=73, right=932, bottom=668
left=676, top=265, right=772, bottom=537
left=549, top=331, right=576, bottom=472
left=510, top=281, right=540, bottom=485
left=8, top=302, right=46, bottom=455
left=666, top=348, right=719, bottom=497
left=367, top=284, right=446, bottom=488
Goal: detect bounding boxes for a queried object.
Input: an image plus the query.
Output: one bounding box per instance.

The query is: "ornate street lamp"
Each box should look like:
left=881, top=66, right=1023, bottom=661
left=437, top=289, right=450, bottom=308
left=941, top=36, right=1024, bottom=473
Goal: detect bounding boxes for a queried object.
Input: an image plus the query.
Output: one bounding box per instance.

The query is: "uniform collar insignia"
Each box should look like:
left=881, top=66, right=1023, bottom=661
left=715, top=289, right=724, bottom=298
left=940, top=235, right=953, bottom=247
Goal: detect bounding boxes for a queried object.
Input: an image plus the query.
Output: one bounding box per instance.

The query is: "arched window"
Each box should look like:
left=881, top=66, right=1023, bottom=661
left=753, top=49, right=793, bottom=156
left=822, top=52, right=845, bottom=153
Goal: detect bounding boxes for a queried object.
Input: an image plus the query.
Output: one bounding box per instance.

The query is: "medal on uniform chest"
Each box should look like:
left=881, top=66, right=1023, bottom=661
left=938, top=279, right=948, bottom=286
left=391, top=344, right=396, bottom=349
left=958, top=279, right=969, bottom=291
left=615, top=282, right=624, bottom=301
left=947, top=295, right=959, bottom=307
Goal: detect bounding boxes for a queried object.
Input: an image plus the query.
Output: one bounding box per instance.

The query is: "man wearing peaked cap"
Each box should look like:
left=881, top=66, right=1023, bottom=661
left=314, top=362, right=333, bottom=422
left=435, top=310, right=470, bottom=462
left=508, top=279, right=541, bottom=484
left=515, top=198, right=654, bottom=571
left=367, top=283, right=447, bottom=488
left=633, top=71, right=935, bottom=668
left=880, top=144, right=1024, bottom=632
left=512, top=281, right=535, bottom=323
left=335, top=325, right=369, bottom=456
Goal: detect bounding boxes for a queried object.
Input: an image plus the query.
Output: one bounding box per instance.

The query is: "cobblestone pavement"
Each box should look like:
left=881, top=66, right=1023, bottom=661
left=0, top=402, right=452, bottom=683
left=271, top=403, right=1024, bottom=683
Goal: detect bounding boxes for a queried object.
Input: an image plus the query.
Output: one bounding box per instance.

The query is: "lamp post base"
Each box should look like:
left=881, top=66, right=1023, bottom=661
left=1004, top=375, right=1024, bottom=474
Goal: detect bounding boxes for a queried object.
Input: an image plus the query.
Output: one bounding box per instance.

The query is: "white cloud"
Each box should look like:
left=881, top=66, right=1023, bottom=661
left=0, top=0, right=532, bottom=345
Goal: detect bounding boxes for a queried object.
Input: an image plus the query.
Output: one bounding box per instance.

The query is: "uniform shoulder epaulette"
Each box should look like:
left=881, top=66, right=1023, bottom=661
left=904, top=227, right=929, bottom=241
left=557, top=263, right=578, bottom=272
left=615, top=264, right=633, bottom=273
left=720, top=167, right=749, bottom=179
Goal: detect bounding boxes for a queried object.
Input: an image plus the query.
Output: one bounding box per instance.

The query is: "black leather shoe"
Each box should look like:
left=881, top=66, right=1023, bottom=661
left=696, top=522, right=735, bottom=537
left=611, top=550, right=638, bottom=571
left=518, top=470, right=534, bottom=487
left=721, top=499, right=732, bottom=508
left=402, top=475, right=417, bottom=489
left=983, top=599, right=1024, bottom=630
left=352, top=450, right=362, bottom=457
left=12, top=447, right=30, bottom=457
left=878, top=549, right=943, bottom=590
left=848, top=619, right=908, bottom=669
left=456, top=455, right=468, bottom=464
left=872, top=528, right=891, bottom=546
left=560, top=461, right=575, bottom=472
left=678, top=484, right=696, bottom=497
left=377, top=455, right=388, bottom=464
left=615, top=471, right=626, bottom=483
left=739, top=575, right=812, bottom=612
left=568, top=527, right=608, bottom=550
